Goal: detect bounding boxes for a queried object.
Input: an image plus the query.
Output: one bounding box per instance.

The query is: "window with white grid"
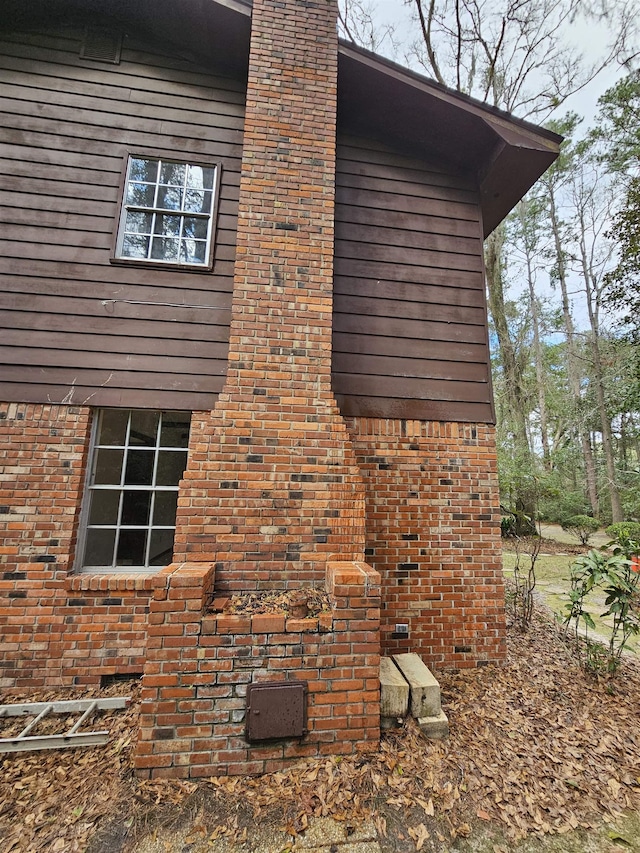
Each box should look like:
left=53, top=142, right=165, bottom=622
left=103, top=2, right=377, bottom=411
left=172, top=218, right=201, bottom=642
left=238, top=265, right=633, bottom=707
left=115, top=156, right=218, bottom=267
left=80, top=410, right=190, bottom=571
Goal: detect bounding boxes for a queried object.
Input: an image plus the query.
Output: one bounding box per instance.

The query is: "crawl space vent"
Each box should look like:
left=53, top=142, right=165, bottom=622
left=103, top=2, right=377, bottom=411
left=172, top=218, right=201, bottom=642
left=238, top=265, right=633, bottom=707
left=245, top=681, right=307, bottom=741
left=80, top=27, right=122, bottom=64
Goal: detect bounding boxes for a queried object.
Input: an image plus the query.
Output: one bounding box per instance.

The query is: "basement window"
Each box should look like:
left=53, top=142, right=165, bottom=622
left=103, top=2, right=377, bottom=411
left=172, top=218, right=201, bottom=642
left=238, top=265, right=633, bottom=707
left=80, top=410, right=190, bottom=571
left=114, top=156, right=218, bottom=268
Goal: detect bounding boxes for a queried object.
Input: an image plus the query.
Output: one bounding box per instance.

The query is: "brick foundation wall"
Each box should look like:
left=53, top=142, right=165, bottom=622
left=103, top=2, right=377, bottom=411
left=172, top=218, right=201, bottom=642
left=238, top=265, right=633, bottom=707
left=135, top=560, right=381, bottom=778
left=0, top=403, right=154, bottom=689
left=345, top=418, right=506, bottom=669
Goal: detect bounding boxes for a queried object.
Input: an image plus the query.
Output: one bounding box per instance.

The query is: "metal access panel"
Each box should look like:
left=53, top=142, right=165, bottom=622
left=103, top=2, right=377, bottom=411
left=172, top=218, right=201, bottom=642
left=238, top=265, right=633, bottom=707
left=245, top=680, right=307, bottom=742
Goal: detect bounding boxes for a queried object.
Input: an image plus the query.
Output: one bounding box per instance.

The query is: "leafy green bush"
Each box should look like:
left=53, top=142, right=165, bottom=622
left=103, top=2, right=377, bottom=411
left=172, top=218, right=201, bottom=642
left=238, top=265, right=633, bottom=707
left=561, top=515, right=601, bottom=545
left=563, top=548, right=640, bottom=676
left=606, top=522, right=640, bottom=553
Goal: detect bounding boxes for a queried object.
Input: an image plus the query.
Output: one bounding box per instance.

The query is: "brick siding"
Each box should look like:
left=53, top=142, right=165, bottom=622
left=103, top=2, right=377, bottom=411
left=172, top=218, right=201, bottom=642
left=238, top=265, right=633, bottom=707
left=346, top=418, right=506, bottom=668
left=135, top=561, right=381, bottom=778
left=0, top=402, right=153, bottom=689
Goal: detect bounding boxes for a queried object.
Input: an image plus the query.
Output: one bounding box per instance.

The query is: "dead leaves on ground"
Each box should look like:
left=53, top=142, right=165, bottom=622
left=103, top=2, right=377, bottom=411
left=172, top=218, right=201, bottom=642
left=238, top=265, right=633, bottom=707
left=0, top=682, right=140, bottom=853
left=3, top=610, right=640, bottom=852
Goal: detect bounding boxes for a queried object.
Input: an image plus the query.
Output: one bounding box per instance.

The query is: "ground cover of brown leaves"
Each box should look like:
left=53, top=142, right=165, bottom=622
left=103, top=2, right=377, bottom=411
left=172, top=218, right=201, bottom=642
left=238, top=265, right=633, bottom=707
left=2, top=609, right=640, bottom=852
left=210, top=587, right=332, bottom=617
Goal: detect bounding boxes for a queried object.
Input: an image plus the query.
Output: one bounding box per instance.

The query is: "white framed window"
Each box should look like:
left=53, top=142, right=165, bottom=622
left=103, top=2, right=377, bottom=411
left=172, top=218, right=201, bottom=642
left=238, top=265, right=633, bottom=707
left=80, top=410, right=191, bottom=571
left=114, top=156, right=218, bottom=267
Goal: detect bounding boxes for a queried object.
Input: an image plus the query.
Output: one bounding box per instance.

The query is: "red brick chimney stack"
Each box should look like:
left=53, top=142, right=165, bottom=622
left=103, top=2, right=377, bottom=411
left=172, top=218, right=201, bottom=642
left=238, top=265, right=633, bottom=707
left=172, top=0, right=366, bottom=590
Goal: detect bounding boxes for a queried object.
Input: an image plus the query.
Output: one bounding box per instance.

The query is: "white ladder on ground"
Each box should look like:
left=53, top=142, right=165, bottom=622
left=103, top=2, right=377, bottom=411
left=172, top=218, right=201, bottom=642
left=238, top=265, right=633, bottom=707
left=0, top=697, right=130, bottom=753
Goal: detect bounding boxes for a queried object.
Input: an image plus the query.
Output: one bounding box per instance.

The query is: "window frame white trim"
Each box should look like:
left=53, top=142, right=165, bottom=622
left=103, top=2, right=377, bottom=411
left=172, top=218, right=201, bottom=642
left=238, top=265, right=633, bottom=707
left=76, top=409, right=191, bottom=574
left=111, top=153, right=221, bottom=272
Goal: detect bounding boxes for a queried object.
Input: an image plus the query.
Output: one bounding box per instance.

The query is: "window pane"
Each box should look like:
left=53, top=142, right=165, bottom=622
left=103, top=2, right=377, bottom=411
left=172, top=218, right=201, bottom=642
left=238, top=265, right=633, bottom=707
left=129, top=158, right=158, bottom=182
left=116, top=529, right=147, bottom=566
left=124, top=450, right=154, bottom=485
left=160, top=412, right=190, bottom=448
left=180, top=240, right=207, bottom=265
left=160, top=162, right=186, bottom=186
left=153, top=214, right=181, bottom=237
left=94, top=448, right=124, bottom=485
left=153, top=490, right=179, bottom=525
left=98, top=410, right=128, bottom=446
left=126, top=182, right=155, bottom=207
left=122, top=234, right=150, bottom=259
left=149, top=529, right=175, bottom=566
left=156, top=450, right=188, bottom=486
left=157, top=185, right=183, bottom=211
left=187, top=165, right=215, bottom=190
left=182, top=216, right=209, bottom=240
left=125, top=210, right=153, bottom=234
left=129, top=411, right=159, bottom=446
left=88, top=490, right=120, bottom=525
left=121, top=490, right=152, bottom=525
left=151, top=236, right=179, bottom=262
left=184, top=189, right=212, bottom=214
left=84, top=528, right=116, bottom=567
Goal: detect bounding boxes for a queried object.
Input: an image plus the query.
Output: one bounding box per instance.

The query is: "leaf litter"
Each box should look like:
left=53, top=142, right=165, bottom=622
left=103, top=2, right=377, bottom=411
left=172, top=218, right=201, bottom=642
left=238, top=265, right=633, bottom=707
left=2, top=607, right=640, bottom=852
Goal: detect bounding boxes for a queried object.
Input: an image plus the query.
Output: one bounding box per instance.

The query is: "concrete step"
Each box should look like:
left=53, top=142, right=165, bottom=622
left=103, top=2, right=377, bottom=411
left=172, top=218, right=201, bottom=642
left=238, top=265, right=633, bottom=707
left=393, top=652, right=441, bottom=718
left=379, top=656, right=410, bottom=723
left=379, top=653, right=449, bottom=739
left=417, top=712, right=449, bottom=740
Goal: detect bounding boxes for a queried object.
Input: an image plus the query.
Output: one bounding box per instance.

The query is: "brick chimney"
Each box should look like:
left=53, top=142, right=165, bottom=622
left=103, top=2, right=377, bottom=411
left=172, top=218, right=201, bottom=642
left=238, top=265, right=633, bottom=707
left=172, top=0, right=366, bottom=590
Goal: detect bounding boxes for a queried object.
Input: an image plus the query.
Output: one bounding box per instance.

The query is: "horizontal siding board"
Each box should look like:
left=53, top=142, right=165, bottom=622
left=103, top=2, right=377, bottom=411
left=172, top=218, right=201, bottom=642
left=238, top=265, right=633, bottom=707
left=0, top=113, right=243, bottom=154
left=333, top=313, right=487, bottom=344
left=2, top=346, right=227, bottom=377
left=1, top=275, right=233, bottom=304
left=0, top=364, right=226, bottom=393
left=3, top=291, right=232, bottom=327
left=335, top=185, right=478, bottom=222
left=337, top=148, right=475, bottom=193
left=336, top=395, right=494, bottom=423
left=334, top=239, right=483, bottom=272
left=332, top=276, right=485, bottom=308
left=0, top=382, right=218, bottom=411
left=334, top=257, right=483, bottom=289
left=0, top=256, right=237, bottom=286
left=335, top=294, right=485, bottom=326
left=335, top=203, right=480, bottom=239
left=4, top=310, right=230, bottom=343
left=332, top=352, right=487, bottom=382
left=0, top=327, right=229, bottom=360
left=336, top=221, right=481, bottom=257
left=0, top=83, right=245, bottom=126
left=336, top=171, right=477, bottom=206
left=333, top=373, right=490, bottom=403
left=333, top=332, right=487, bottom=363
left=0, top=97, right=244, bottom=142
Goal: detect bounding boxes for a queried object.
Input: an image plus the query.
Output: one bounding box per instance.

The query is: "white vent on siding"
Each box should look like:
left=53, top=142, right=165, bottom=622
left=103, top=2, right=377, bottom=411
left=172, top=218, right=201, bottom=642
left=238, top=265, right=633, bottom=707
left=80, top=27, right=123, bottom=64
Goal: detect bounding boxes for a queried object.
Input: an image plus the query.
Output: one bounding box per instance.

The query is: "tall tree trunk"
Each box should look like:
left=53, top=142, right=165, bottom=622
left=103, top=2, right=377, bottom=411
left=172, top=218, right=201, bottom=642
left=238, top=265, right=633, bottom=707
left=518, top=199, right=551, bottom=469
left=485, top=225, right=537, bottom=535
left=578, top=217, right=624, bottom=523
left=547, top=185, right=599, bottom=515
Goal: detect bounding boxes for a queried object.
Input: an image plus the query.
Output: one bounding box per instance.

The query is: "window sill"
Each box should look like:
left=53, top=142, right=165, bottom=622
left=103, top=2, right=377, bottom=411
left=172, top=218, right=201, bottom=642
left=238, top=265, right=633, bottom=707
left=66, top=573, right=162, bottom=593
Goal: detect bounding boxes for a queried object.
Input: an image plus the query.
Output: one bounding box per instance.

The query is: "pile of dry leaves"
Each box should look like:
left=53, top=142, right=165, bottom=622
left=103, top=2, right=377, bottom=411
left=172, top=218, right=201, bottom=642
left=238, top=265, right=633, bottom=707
left=210, top=586, right=332, bottom=617
left=2, top=609, right=640, bottom=852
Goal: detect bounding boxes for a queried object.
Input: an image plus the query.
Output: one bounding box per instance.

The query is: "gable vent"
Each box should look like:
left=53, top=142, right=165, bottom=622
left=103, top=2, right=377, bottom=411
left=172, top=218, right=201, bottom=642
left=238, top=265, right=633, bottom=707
left=80, top=27, right=122, bottom=64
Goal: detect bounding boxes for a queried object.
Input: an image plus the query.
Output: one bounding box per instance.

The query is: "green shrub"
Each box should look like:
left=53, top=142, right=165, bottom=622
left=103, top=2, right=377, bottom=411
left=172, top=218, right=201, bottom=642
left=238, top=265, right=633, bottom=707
left=561, top=515, right=601, bottom=545
left=606, top=522, right=640, bottom=552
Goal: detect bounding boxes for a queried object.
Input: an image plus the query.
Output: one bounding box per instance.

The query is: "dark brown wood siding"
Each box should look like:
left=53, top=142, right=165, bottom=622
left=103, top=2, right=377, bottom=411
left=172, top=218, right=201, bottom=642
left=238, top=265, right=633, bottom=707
left=333, top=135, right=494, bottom=423
left=0, top=22, right=243, bottom=409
